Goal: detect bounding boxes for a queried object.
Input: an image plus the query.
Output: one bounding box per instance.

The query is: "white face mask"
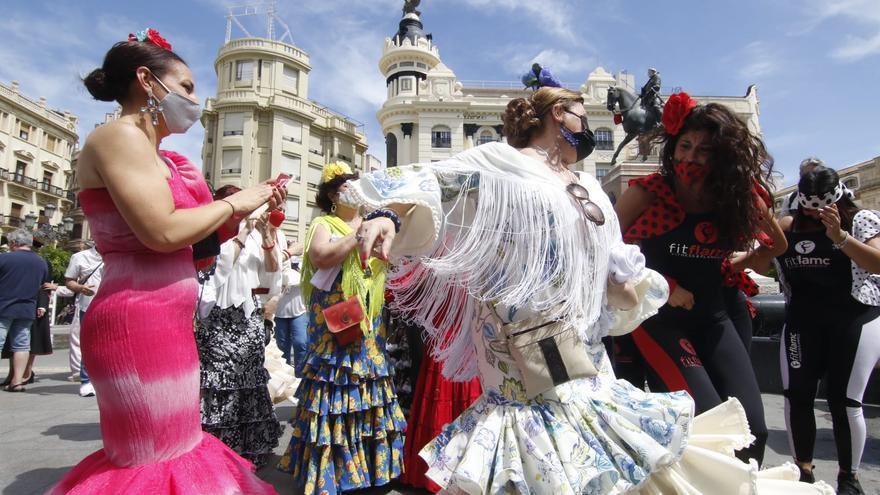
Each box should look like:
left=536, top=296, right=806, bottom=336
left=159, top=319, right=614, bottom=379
left=336, top=184, right=360, bottom=209
left=152, top=73, right=201, bottom=134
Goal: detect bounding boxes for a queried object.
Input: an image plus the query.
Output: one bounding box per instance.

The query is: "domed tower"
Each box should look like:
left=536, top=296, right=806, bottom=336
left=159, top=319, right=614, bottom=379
left=201, top=3, right=368, bottom=242
left=378, top=4, right=441, bottom=167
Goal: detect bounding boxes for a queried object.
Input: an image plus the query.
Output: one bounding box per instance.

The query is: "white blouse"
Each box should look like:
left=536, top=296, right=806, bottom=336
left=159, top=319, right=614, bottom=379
left=850, top=209, right=880, bottom=306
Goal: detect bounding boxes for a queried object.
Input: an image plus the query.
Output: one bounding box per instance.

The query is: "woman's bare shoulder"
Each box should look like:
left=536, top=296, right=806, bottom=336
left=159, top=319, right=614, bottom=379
left=78, top=122, right=156, bottom=188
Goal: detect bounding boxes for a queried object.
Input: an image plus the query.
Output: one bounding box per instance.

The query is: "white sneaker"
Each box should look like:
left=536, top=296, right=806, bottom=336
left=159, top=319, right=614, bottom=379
left=79, top=382, right=95, bottom=397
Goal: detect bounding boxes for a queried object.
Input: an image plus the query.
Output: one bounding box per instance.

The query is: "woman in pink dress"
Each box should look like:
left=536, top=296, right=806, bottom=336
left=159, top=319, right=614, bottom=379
left=49, top=29, right=284, bottom=494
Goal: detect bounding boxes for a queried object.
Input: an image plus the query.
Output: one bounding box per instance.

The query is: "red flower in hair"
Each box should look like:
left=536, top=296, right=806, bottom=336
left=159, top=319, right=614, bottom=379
left=128, top=28, right=172, bottom=51
left=146, top=29, right=172, bottom=51
left=662, top=92, right=698, bottom=136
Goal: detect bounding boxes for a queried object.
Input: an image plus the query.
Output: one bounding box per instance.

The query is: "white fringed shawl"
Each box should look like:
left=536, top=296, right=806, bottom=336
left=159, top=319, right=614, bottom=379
left=349, top=142, right=614, bottom=380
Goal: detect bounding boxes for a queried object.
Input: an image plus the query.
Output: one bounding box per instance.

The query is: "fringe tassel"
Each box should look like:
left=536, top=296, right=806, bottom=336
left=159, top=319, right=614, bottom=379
left=387, top=167, right=612, bottom=381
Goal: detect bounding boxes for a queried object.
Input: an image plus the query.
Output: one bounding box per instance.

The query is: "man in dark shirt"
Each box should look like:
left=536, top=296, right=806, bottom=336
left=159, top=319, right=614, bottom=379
left=0, top=229, right=49, bottom=391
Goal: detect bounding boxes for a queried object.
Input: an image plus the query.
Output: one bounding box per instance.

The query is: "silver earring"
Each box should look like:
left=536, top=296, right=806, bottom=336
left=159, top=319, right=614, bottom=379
left=331, top=203, right=337, bottom=214
left=140, top=92, right=162, bottom=126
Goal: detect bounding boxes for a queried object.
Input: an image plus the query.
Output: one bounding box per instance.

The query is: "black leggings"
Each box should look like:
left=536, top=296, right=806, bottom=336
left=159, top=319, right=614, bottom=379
left=615, top=288, right=753, bottom=385
left=782, top=300, right=880, bottom=474
left=624, top=311, right=767, bottom=465
left=725, top=287, right=753, bottom=352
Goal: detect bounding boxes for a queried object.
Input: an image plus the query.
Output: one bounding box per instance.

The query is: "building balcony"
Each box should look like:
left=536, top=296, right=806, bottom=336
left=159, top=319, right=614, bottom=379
left=0, top=168, right=72, bottom=200
left=0, top=215, right=24, bottom=228
left=217, top=38, right=311, bottom=71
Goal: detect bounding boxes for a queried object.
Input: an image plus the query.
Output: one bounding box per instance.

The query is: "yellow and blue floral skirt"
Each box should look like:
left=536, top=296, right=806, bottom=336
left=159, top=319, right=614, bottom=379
left=277, top=279, right=406, bottom=495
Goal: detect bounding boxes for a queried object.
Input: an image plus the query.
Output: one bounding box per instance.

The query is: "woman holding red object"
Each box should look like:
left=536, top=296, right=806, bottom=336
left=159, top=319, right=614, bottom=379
left=50, top=29, right=282, bottom=494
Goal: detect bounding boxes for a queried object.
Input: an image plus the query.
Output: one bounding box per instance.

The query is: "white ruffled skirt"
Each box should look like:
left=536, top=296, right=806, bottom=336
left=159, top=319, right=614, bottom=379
left=421, top=378, right=833, bottom=494
left=264, top=336, right=299, bottom=404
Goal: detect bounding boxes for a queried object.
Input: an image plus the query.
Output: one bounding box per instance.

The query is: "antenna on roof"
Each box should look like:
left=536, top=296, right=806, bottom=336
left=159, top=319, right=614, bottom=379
left=225, top=0, right=293, bottom=44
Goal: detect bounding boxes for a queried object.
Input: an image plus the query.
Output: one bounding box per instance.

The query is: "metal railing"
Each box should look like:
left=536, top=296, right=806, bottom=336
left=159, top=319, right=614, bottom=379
left=0, top=168, right=71, bottom=198
left=0, top=215, right=23, bottom=228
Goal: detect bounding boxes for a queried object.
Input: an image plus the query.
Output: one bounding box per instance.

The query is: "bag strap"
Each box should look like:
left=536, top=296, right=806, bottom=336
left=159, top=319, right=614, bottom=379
left=78, top=262, right=103, bottom=285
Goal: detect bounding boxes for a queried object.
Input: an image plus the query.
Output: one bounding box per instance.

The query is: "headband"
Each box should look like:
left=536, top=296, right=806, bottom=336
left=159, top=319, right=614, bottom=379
left=128, top=28, right=172, bottom=51
left=797, top=181, right=855, bottom=209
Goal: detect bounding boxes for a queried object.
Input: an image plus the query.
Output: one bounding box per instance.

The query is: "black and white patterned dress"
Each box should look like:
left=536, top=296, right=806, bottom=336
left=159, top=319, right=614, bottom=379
left=195, top=270, right=282, bottom=468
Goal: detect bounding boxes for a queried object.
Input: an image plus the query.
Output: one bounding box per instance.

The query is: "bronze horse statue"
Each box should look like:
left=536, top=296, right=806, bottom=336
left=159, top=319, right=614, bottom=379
left=606, top=86, right=662, bottom=166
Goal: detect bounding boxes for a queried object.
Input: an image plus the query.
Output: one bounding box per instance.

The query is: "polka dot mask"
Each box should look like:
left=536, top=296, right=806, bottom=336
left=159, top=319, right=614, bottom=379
left=797, top=181, right=854, bottom=210
left=673, top=161, right=710, bottom=187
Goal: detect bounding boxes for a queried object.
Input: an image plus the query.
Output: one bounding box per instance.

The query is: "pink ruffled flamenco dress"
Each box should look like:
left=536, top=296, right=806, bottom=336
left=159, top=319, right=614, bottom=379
left=48, top=151, right=277, bottom=495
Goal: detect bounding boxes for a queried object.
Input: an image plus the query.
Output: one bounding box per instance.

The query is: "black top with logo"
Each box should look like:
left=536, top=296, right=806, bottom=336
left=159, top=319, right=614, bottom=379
left=778, top=229, right=853, bottom=306
left=640, top=211, right=731, bottom=318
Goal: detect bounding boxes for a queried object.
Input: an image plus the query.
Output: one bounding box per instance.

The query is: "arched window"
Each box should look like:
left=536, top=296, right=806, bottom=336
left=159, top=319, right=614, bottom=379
left=385, top=133, right=398, bottom=167
left=431, top=125, right=452, bottom=148
left=477, top=129, right=496, bottom=145
left=595, top=128, right=613, bottom=150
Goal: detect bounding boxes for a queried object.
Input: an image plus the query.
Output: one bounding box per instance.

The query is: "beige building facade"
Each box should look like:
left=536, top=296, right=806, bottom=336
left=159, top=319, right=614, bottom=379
left=377, top=9, right=762, bottom=204
left=201, top=38, right=369, bottom=242
left=0, top=80, right=79, bottom=246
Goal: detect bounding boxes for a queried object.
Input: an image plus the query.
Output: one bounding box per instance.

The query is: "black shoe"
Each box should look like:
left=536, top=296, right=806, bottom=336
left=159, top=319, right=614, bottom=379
left=23, top=373, right=35, bottom=384
left=798, top=465, right=815, bottom=484
left=838, top=472, right=865, bottom=495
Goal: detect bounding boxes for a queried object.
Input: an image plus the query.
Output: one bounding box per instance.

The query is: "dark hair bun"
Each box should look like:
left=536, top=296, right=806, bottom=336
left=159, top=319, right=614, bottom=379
left=502, top=98, right=541, bottom=148
left=83, top=68, right=119, bottom=102
left=83, top=40, right=186, bottom=104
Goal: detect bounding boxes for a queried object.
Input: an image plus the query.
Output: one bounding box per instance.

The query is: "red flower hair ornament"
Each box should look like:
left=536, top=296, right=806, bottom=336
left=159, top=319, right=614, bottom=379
left=128, top=28, right=172, bottom=51
left=662, top=92, right=698, bottom=136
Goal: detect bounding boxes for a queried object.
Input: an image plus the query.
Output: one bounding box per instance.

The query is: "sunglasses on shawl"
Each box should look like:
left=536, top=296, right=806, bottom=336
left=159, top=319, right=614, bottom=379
left=566, top=182, right=605, bottom=226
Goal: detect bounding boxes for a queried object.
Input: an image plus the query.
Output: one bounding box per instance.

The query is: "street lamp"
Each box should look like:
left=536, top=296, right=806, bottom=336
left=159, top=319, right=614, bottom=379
left=24, top=212, right=37, bottom=229
left=21, top=205, right=74, bottom=244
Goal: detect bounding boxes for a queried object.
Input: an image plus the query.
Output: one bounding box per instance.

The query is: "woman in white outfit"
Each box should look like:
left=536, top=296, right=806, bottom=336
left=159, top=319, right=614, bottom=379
left=344, top=87, right=833, bottom=494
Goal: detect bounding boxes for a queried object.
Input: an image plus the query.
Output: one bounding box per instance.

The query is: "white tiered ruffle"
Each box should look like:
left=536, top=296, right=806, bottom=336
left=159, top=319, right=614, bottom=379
left=264, top=337, right=299, bottom=404
left=422, top=384, right=833, bottom=495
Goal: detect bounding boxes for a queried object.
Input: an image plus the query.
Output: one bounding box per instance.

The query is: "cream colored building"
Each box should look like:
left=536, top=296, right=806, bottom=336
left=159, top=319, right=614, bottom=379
left=377, top=9, right=762, bottom=204
left=774, top=155, right=880, bottom=213
left=0, top=80, right=78, bottom=245
left=201, top=38, right=369, bottom=242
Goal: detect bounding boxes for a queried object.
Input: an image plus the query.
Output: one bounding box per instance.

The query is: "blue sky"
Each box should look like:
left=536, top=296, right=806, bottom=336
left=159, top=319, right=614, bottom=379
left=2, top=0, right=878, bottom=187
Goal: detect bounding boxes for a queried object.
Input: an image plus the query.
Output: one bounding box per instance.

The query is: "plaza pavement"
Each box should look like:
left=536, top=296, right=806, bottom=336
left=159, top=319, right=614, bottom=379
left=1, top=326, right=877, bottom=494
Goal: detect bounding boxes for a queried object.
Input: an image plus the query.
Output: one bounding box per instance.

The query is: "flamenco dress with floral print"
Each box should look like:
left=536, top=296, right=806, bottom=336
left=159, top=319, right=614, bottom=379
left=278, top=215, right=406, bottom=495
left=346, top=143, right=834, bottom=495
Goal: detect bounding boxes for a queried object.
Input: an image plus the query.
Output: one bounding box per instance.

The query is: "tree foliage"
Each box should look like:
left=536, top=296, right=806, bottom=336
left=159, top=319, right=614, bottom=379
left=39, top=245, right=72, bottom=282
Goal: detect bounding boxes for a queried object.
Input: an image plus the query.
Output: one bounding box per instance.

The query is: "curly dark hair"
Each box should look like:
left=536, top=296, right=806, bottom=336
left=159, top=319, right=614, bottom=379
left=793, top=166, right=860, bottom=233
left=655, top=103, right=774, bottom=250
left=315, top=173, right=359, bottom=214
left=83, top=41, right=187, bottom=104
left=502, top=87, right=584, bottom=148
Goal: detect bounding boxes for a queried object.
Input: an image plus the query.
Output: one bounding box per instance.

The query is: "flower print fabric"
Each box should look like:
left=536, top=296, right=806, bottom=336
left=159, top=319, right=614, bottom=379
left=277, top=272, right=406, bottom=494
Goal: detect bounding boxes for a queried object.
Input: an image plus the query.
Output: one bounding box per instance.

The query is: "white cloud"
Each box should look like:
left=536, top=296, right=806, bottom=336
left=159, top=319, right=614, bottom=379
left=452, top=0, right=580, bottom=43
left=737, top=41, right=781, bottom=80
left=800, top=0, right=880, bottom=61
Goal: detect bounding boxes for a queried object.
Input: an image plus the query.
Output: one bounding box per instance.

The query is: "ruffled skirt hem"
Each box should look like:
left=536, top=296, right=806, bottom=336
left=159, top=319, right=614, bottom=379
left=47, top=433, right=277, bottom=495
left=422, top=388, right=833, bottom=495
left=276, top=361, right=407, bottom=495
